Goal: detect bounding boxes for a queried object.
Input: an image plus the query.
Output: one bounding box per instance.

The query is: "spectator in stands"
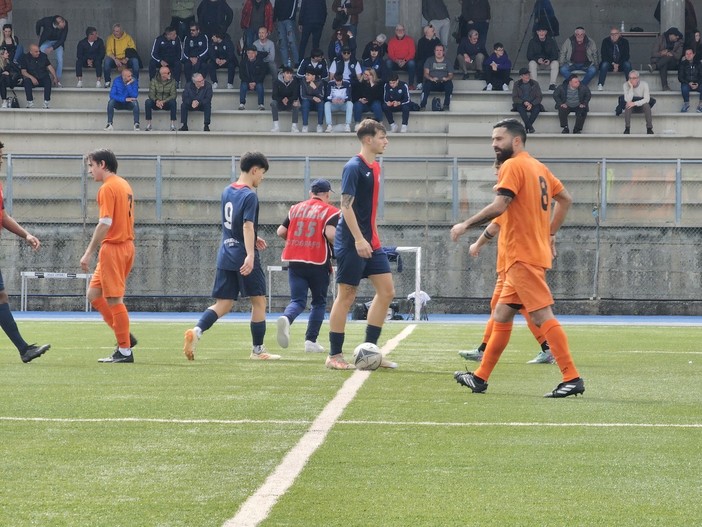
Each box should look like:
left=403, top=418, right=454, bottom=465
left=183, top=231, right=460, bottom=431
left=415, top=24, right=442, bottom=89
left=149, top=27, right=182, bottom=82
left=104, top=24, right=139, bottom=87
left=274, top=0, right=299, bottom=69
left=512, top=67, right=543, bottom=134
left=422, top=0, right=450, bottom=47
left=270, top=66, right=300, bottom=132
left=654, top=1, right=697, bottom=44
left=382, top=72, right=410, bottom=133
left=361, top=33, right=387, bottom=61
left=362, top=43, right=387, bottom=81
left=420, top=42, right=453, bottom=110
left=353, top=67, right=383, bottom=128
left=197, top=0, right=233, bottom=39
left=182, top=22, right=209, bottom=81
left=145, top=66, right=177, bottom=132
left=328, top=28, right=356, bottom=61
left=241, top=0, right=273, bottom=48
left=527, top=25, right=559, bottom=90
left=598, top=27, right=631, bottom=91
left=299, top=65, right=325, bottom=132
left=296, top=48, right=328, bottom=80
left=0, top=1, right=11, bottom=30
left=19, top=44, right=57, bottom=109
left=483, top=41, right=512, bottom=91
left=559, top=26, right=598, bottom=86
left=460, top=0, right=491, bottom=51
left=621, top=70, right=653, bottom=134
left=649, top=27, right=684, bottom=91
left=170, top=0, right=196, bottom=41
left=0, top=46, right=20, bottom=107
left=253, top=26, right=277, bottom=80
left=332, top=0, right=363, bottom=38
left=690, top=29, right=702, bottom=59
left=2, top=24, right=20, bottom=63
left=553, top=73, right=590, bottom=134
left=180, top=72, right=212, bottom=131
left=324, top=71, right=353, bottom=132
left=76, top=26, right=105, bottom=88
left=531, top=0, right=559, bottom=37
left=298, top=0, right=327, bottom=60
left=105, top=68, right=139, bottom=130
left=239, top=46, right=266, bottom=110
left=208, top=31, right=237, bottom=88
left=678, top=47, right=702, bottom=112
left=386, top=24, right=416, bottom=89
left=329, top=45, right=362, bottom=84
left=456, top=29, right=487, bottom=80
left=36, top=15, right=67, bottom=86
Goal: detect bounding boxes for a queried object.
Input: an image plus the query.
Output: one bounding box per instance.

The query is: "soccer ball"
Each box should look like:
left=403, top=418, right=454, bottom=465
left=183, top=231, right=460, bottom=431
left=353, top=342, right=383, bottom=371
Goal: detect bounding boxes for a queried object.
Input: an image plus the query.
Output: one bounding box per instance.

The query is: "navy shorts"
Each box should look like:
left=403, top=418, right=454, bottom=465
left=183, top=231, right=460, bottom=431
left=335, top=248, right=391, bottom=286
left=211, top=265, right=266, bottom=299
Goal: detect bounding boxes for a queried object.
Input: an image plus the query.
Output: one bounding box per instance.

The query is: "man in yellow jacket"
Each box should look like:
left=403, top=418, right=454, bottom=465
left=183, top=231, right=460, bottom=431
left=104, top=23, right=139, bottom=87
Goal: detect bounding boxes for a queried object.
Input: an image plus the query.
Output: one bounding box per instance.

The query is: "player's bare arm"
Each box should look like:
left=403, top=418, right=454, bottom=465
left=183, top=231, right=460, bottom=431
left=450, top=194, right=511, bottom=242
left=341, top=192, right=372, bottom=258
left=469, top=221, right=500, bottom=257
left=80, top=221, right=110, bottom=271
left=549, top=188, right=572, bottom=236
left=2, top=214, right=40, bottom=250
left=240, top=221, right=256, bottom=276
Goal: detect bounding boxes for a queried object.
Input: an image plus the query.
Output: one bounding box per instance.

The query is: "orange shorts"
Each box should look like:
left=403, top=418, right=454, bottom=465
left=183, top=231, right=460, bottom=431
left=489, top=272, right=505, bottom=311
left=90, top=241, right=135, bottom=298
left=499, top=262, right=553, bottom=312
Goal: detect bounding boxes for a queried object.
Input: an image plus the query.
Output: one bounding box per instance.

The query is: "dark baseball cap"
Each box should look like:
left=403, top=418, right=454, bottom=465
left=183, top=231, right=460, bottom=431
left=518, top=67, right=530, bottom=75
left=311, top=178, right=333, bottom=193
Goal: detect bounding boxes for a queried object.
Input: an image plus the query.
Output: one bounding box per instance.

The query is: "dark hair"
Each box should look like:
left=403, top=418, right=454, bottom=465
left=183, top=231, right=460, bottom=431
left=189, top=22, right=200, bottom=30
left=493, top=42, right=504, bottom=50
left=389, top=72, right=399, bottom=81
left=3, top=24, right=12, bottom=31
left=0, top=141, right=5, bottom=149
left=333, top=71, right=344, bottom=81
left=213, top=32, right=225, bottom=40
left=85, top=26, right=97, bottom=37
left=493, top=119, right=526, bottom=144
left=240, top=151, right=269, bottom=173
left=356, top=119, right=386, bottom=140
left=164, top=26, right=176, bottom=34
left=87, top=149, right=119, bottom=173
left=282, top=66, right=294, bottom=74
left=311, top=48, right=323, bottom=58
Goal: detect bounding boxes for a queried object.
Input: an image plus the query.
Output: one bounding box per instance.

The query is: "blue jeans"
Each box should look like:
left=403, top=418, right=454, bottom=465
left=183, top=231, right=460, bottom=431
left=421, top=79, right=453, bottom=107
left=301, top=98, right=324, bottom=125
left=240, top=82, right=265, bottom=105
left=277, top=19, right=299, bottom=67
left=598, top=61, right=632, bottom=86
left=283, top=264, right=331, bottom=342
left=386, top=59, right=416, bottom=86
left=382, top=103, right=410, bottom=125
left=107, top=99, right=140, bottom=124
left=40, top=40, right=63, bottom=80
left=324, top=101, right=353, bottom=125
left=104, top=57, right=140, bottom=83
left=681, top=82, right=702, bottom=102
left=560, top=62, right=597, bottom=85
left=353, top=100, right=383, bottom=122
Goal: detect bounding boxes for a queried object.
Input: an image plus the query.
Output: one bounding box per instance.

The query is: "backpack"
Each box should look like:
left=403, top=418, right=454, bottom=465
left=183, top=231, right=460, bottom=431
left=431, top=96, right=443, bottom=112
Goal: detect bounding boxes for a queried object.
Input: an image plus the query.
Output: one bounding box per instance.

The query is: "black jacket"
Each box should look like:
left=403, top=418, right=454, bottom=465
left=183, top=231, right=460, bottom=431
left=197, top=0, right=234, bottom=33
left=240, top=56, right=266, bottom=83
left=77, top=37, right=106, bottom=63
left=600, top=36, right=630, bottom=65
left=678, top=58, right=702, bottom=84
left=526, top=36, right=559, bottom=62
left=36, top=16, right=68, bottom=49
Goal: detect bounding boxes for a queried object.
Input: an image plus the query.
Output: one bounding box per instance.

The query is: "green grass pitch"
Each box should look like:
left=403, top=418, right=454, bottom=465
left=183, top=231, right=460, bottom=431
left=1, top=320, right=701, bottom=526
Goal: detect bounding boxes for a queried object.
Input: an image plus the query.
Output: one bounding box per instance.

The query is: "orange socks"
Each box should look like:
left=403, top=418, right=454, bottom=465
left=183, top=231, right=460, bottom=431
left=540, top=318, right=579, bottom=381
left=110, top=303, right=131, bottom=349
left=520, top=308, right=546, bottom=345
left=91, top=297, right=114, bottom=328
left=475, top=321, right=512, bottom=381
left=481, top=317, right=494, bottom=345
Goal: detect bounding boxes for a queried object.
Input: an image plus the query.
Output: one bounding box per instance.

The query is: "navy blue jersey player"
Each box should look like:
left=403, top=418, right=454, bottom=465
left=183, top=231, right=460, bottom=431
left=183, top=151, right=280, bottom=361
left=326, top=119, right=398, bottom=370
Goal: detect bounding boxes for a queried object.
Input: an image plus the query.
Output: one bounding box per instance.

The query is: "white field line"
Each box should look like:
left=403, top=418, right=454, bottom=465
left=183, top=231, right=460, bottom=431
left=222, top=324, right=417, bottom=527
left=2, top=416, right=701, bottom=429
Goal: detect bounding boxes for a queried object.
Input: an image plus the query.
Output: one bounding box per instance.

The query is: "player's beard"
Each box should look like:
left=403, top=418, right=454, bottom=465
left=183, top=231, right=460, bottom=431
left=494, top=145, right=513, bottom=163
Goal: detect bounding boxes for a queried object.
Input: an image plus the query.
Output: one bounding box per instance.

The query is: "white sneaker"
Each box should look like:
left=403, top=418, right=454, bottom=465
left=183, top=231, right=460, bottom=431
left=597, top=84, right=604, bottom=91
left=416, top=82, right=423, bottom=91
left=258, top=104, right=265, bottom=111
left=316, top=124, right=324, bottom=133
left=95, top=80, right=102, bottom=88
left=76, top=80, right=83, bottom=88
left=302, top=125, right=308, bottom=132
left=43, top=100, right=50, bottom=109
left=325, top=125, right=333, bottom=133
left=212, top=82, right=218, bottom=89
left=485, top=83, right=492, bottom=91
left=276, top=316, right=290, bottom=348
left=344, top=123, right=351, bottom=132
left=104, top=81, right=110, bottom=88
left=390, top=123, right=398, bottom=133
left=290, top=123, right=300, bottom=132
left=400, top=124, right=408, bottom=133
left=502, top=83, right=509, bottom=91
left=133, top=123, right=140, bottom=131
left=104, top=123, right=113, bottom=131
left=250, top=345, right=281, bottom=360
left=26, top=100, right=34, bottom=108
left=238, top=103, right=245, bottom=110
left=304, top=340, right=325, bottom=353
left=271, top=122, right=280, bottom=132
left=56, top=82, right=62, bottom=88
left=1, top=100, right=6, bottom=108
left=226, top=83, right=234, bottom=89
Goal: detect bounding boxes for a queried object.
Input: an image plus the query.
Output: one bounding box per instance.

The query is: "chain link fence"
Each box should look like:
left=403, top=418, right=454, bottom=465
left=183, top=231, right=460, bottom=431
left=2, top=154, right=701, bottom=312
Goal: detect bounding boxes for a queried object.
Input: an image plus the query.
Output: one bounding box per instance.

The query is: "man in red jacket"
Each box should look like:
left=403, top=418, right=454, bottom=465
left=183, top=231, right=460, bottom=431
left=385, top=24, right=416, bottom=89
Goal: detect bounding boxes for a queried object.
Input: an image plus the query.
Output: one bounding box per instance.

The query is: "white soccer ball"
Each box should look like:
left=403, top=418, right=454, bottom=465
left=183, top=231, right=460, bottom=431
left=353, top=342, right=383, bottom=371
